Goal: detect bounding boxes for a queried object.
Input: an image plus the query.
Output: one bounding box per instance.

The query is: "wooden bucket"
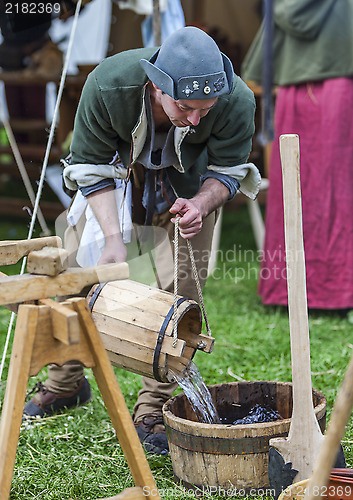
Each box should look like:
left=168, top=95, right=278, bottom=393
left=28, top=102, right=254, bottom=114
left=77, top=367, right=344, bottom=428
left=88, top=279, right=214, bottom=382
left=163, top=381, right=327, bottom=493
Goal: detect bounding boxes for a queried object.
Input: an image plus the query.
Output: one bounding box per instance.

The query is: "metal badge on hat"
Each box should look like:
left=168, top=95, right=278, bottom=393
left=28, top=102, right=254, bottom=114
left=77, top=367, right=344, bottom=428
left=203, top=81, right=211, bottom=94
left=182, top=85, right=194, bottom=97
left=214, top=77, right=225, bottom=92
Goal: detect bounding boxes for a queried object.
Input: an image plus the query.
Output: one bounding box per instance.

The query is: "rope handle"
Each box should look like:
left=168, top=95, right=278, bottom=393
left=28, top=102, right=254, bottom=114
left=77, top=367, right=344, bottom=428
left=172, top=217, right=212, bottom=347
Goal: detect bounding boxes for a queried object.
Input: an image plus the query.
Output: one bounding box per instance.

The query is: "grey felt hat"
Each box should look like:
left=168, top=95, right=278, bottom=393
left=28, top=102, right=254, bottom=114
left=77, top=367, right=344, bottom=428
left=140, top=26, right=234, bottom=100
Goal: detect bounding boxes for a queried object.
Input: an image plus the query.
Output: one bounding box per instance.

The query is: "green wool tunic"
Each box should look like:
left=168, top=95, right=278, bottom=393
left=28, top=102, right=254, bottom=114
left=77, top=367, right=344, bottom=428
left=242, top=0, right=353, bottom=86
left=69, top=47, right=256, bottom=199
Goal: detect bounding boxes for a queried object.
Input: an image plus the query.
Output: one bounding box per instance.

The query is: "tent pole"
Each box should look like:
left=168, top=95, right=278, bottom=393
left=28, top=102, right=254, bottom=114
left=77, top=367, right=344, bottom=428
left=153, top=0, right=161, bottom=45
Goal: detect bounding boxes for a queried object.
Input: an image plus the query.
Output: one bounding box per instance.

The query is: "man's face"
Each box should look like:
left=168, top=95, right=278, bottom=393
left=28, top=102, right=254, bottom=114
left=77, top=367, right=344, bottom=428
left=160, top=93, right=218, bottom=128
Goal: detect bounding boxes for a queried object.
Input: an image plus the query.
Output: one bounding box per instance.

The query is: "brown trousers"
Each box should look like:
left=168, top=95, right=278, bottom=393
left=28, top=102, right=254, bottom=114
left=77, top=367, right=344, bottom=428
left=47, top=208, right=216, bottom=421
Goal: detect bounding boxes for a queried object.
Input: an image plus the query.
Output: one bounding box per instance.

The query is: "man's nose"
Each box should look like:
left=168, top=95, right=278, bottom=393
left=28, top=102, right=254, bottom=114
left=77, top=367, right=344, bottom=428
left=187, top=110, right=200, bottom=126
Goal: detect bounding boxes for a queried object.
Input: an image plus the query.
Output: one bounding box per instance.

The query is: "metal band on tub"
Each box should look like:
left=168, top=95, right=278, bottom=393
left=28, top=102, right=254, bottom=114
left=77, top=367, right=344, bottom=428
left=88, top=282, right=106, bottom=311
left=153, top=297, right=188, bottom=382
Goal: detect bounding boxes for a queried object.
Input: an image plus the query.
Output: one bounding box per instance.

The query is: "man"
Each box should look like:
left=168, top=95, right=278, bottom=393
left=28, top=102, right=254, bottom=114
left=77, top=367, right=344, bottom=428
left=24, top=26, right=260, bottom=455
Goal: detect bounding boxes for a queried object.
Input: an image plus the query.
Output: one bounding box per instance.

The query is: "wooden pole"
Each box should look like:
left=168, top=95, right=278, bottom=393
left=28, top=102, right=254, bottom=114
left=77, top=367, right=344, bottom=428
left=0, top=306, right=39, bottom=499
left=152, top=0, right=161, bottom=46
left=269, top=134, right=324, bottom=484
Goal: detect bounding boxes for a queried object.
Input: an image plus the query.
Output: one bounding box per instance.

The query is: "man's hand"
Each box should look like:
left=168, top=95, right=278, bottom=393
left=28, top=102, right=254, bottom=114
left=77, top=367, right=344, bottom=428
left=169, top=177, right=230, bottom=239
left=98, top=234, right=127, bottom=265
left=169, top=198, right=203, bottom=239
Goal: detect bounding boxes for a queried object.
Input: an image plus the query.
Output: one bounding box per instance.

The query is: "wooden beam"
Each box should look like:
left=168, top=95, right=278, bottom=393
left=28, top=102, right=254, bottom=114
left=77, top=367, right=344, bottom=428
left=0, top=236, right=62, bottom=266
left=39, top=299, right=80, bottom=345
left=27, top=247, right=69, bottom=276
left=0, top=263, right=129, bottom=305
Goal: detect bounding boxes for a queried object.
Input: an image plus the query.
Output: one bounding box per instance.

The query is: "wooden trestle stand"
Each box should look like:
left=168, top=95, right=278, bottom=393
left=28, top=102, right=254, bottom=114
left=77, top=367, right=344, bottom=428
left=0, top=237, right=161, bottom=500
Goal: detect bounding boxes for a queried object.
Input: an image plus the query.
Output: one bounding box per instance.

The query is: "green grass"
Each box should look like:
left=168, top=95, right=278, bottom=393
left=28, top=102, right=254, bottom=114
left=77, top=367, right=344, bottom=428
left=0, top=208, right=352, bottom=499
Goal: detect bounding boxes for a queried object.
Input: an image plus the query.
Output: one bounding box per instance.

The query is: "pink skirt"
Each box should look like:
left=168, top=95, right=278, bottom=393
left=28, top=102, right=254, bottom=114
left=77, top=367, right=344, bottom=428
left=258, top=78, right=353, bottom=309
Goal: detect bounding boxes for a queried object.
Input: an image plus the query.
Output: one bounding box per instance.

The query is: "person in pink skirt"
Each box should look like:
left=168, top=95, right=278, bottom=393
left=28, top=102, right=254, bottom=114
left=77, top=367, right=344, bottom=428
left=242, top=0, right=353, bottom=310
